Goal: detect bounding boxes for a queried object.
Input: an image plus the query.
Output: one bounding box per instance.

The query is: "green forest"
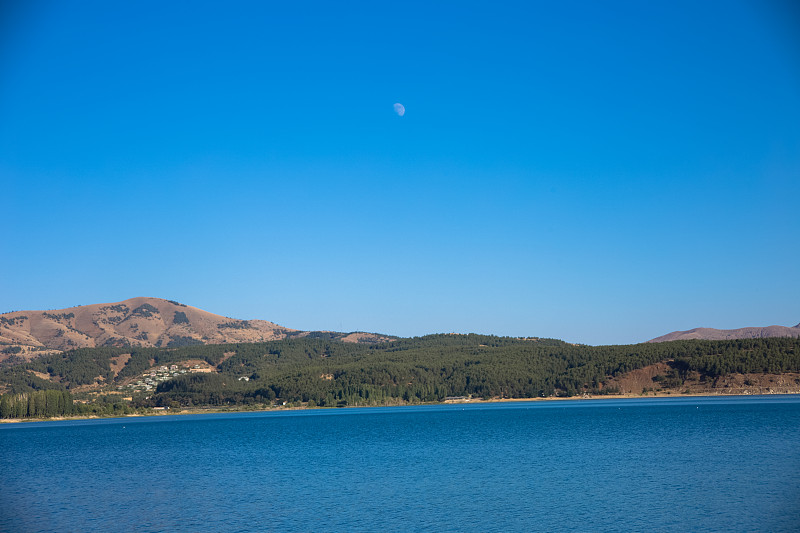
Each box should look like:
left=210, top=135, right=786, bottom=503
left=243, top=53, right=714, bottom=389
left=1, top=334, right=799, bottom=418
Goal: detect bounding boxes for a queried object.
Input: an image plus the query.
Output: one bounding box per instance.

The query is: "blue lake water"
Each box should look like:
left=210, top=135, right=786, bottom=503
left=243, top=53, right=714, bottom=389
left=2, top=396, right=799, bottom=532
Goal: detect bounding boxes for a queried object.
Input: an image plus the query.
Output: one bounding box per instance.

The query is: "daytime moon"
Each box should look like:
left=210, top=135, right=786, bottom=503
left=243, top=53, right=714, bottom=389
left=393, top=103, right=405, bottom=117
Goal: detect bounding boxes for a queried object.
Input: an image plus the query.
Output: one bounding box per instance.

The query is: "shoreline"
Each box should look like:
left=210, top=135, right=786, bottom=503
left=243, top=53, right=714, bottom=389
left=3, top=390, right=799, bottom=424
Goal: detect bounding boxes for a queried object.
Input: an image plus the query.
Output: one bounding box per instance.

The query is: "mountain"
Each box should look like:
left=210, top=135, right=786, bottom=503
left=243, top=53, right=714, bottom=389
left=0, top=297, right=391, bottom=361
left=648, top=322, right=800, bottom=343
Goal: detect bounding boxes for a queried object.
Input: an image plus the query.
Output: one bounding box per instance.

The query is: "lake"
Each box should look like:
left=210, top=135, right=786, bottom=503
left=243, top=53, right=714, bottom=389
left=1, top=396, right=799, bottom=532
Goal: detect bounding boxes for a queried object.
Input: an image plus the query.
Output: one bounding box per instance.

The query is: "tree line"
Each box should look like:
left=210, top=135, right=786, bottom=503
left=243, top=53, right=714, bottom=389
left=0, top=390, right=74, bottom=418
left=1, top=335, right=798, bottom=413
left=140, top=335, right=800, bottom=408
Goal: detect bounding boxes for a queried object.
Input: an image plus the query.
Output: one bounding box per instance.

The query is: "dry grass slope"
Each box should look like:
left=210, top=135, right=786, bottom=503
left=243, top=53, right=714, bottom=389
left=648, top=323, right=800, bottom=343
left=0, top=297, right=296, bottom=361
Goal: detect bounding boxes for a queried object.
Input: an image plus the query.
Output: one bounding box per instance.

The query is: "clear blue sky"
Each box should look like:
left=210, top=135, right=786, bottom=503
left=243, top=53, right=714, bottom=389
left=2, top=0, right=798, bottom=345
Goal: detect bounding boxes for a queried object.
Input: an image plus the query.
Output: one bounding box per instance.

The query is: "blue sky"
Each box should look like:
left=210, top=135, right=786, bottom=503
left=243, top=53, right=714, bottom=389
left=2, top=0, right=798, bottom=345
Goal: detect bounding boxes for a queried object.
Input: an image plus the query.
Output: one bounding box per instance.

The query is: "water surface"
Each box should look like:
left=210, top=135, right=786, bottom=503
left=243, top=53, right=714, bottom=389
left=2, top=396, right=798, bottom=532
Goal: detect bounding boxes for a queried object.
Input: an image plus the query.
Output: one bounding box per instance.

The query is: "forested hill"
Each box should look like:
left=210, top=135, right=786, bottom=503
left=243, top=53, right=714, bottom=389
left=1, top=334, right=798, bottom=417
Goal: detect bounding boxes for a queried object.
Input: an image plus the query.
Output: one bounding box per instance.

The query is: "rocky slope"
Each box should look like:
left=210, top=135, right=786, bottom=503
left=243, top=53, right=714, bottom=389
left=648, top=322, right=800, bottom=343
left=605, top=362, right=800, bottom=396
left=0, top=297, right=390, bottom=361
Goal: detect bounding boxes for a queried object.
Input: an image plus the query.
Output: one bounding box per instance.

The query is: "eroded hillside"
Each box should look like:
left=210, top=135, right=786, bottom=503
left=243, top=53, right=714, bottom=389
left=0, top=297, right=296, bottom=360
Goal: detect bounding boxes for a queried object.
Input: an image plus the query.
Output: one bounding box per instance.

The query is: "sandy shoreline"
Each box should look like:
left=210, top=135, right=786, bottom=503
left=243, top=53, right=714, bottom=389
left=3, top=391, right=798, bottom=424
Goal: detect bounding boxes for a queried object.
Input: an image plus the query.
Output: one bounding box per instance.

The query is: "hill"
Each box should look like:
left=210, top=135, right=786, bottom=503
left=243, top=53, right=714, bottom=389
left=3, top=300, right=800, bottom=419
left=0, top=297, right=392, bottom=362
left=2, top=334, right=799, bottom=419
left=648, top=323, right=800, bottom=343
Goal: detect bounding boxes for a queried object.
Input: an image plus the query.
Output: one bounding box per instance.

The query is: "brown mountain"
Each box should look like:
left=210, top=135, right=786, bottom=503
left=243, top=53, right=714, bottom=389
left=0, top=297, right=392, bottom=362
left=648, top=322, right=800, bottom=343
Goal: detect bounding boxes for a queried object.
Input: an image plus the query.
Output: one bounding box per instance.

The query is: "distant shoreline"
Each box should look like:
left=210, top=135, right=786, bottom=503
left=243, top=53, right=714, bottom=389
left=3, top=391, right=799, bottom=424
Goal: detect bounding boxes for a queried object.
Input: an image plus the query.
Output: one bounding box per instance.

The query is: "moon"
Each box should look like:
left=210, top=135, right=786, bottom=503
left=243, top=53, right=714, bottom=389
left=393, top=103, right=405, bottom=117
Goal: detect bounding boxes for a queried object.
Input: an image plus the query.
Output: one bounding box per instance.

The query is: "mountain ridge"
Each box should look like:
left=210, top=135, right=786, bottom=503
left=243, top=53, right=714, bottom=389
left=648, top=323, right=800, bottom=343
left=0, top=297, right=392, bottom=361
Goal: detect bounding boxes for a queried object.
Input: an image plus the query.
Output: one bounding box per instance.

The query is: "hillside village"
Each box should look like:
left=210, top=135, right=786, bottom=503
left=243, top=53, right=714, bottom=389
left=121, top=363, right=215, bottom=393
